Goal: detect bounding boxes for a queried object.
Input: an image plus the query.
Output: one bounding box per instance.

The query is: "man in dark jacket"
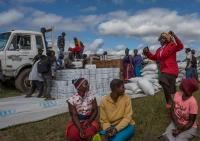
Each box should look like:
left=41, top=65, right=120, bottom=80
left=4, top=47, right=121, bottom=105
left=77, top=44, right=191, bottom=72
left=40, top=50, right=55, bottom=100
left=57, top=32, right=65, bottom=56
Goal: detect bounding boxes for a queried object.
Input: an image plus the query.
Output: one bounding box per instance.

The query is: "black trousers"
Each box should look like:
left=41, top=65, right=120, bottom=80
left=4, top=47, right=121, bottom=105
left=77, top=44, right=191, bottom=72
left=159, top=73, right=176, bottom=103
left=27, top=80, right=44, bottom=97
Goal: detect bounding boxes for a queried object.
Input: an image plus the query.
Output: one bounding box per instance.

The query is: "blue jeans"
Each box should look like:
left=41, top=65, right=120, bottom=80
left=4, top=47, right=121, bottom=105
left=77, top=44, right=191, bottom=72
left=100, top=125, right=135, bottom=141
left=59, top=47, right=64, bottom=55
left=186, top=67, right=195, bottom=79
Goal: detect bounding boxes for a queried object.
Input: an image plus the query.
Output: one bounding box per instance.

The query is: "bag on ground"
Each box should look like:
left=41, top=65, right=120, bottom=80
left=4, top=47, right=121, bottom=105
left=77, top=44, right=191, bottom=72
left=137, top=79, right=155, bottom=95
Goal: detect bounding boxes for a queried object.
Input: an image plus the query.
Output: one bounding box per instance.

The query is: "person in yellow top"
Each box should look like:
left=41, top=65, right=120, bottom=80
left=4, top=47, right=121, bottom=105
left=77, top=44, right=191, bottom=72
left=99, top=79, right=135, bottom=141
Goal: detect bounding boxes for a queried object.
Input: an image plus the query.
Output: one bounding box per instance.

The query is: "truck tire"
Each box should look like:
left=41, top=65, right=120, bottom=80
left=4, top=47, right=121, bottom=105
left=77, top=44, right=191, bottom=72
left=15, top=68, right=31, bottom=92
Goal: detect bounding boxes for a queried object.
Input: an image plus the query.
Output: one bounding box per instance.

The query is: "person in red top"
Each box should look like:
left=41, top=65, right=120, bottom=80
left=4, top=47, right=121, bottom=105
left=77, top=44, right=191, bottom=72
left=68, top=37, right=85, bottom=59
left=143, top=31, right=184, bottom=109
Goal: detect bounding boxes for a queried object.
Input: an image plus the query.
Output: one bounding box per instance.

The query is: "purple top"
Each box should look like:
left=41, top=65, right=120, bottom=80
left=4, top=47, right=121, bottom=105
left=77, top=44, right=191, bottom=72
left=132, top=55, right=143, bottom=66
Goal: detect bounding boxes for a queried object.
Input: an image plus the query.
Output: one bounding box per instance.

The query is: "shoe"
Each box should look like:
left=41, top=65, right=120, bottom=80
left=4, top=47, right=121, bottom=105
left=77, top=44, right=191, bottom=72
left=37, top=95, right=42, bottom=98
left=25, top=95, right=32, bottom=98
left=44, top=97, right=55, bottom=100
left=165, top=104, right=171, bottom=109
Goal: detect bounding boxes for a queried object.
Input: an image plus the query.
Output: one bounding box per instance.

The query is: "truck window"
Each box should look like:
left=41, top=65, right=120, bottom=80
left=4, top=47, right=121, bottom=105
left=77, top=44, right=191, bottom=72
left=20, top=35, right=31, bottom=50
left=8, top=35, right=20, bottom=51
left=36, top=36, right=44, bottom=49
left=0, top=32, right=11, bottom=51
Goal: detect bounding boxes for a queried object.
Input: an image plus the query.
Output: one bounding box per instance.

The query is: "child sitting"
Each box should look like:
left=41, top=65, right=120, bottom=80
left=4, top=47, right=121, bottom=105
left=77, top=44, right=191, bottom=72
left=161, top=78, right=199, bottom=141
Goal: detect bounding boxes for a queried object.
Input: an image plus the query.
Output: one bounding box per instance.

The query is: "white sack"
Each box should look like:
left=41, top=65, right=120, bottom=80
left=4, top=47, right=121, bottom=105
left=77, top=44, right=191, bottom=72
left=125, top=90, right=134, bottom=95
left=141, top=71, right=157, bottom=76
left=142, top=64, right=157, bottom=72
left=125, top=83, right=139, bottom=92
left=135, top=88, right=143, bottom=94
left=143, top=74, right=158, bottom=79
left=137, top=79, right=155, bottom=96
left=128, top=77, right=142, bottom=83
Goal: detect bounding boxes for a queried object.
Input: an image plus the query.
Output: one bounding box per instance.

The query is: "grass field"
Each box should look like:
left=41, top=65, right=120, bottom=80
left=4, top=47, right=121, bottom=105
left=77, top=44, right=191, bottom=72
left=0, top=88, right=200, bottom=141
left=0, top=87, right=21, bottom=98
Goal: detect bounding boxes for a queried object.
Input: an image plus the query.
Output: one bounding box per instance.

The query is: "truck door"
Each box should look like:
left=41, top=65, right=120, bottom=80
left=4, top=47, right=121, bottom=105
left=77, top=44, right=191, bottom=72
left=5, top=34, right=34, bottom=76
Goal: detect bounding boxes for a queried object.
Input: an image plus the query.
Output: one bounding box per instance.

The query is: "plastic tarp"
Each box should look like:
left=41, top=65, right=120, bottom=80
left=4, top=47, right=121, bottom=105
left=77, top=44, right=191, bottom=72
left=0, top=95, right=68, bottom=130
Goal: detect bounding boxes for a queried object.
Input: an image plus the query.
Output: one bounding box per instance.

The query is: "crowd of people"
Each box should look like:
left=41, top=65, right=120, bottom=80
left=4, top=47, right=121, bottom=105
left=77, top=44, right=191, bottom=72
left=24, top=31, right=199, bottom=141
left=65, top=31, right=199, bottom=141
left=25, top=33, right=86, bottom=100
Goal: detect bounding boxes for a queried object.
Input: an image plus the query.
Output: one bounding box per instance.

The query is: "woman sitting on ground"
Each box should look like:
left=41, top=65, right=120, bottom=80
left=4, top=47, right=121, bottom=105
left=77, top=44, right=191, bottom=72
left=100, top=79, right=135, bottom=141
left=161, top=78, right=199, bottom=141
left=66, top=78, right=100, bottom=141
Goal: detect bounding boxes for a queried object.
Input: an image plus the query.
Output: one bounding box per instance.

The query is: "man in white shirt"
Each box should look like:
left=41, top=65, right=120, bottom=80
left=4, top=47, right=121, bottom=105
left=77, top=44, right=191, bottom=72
left=25, top=60, right=44, bottom=98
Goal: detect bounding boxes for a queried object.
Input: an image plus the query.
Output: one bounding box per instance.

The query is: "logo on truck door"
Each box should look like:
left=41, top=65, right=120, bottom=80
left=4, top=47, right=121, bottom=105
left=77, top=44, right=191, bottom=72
left=7, top=55, right=22, bottom=61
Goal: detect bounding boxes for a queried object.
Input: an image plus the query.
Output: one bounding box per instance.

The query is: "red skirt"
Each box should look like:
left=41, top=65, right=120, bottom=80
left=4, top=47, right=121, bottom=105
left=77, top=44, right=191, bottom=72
left=66, top=120, right=100, bottom=141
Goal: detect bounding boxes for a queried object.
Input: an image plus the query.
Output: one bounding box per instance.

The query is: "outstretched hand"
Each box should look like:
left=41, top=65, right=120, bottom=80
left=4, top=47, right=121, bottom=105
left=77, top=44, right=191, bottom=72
left=168, top=31, right=176, bottom=37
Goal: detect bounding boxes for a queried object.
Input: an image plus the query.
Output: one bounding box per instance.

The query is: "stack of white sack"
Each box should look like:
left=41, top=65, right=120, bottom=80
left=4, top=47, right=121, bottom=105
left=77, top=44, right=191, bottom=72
left=125, top=63, right=162, bottom=97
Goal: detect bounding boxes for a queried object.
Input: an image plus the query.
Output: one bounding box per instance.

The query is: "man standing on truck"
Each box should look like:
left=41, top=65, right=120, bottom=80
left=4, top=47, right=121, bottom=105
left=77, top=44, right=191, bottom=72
left=68, top=37, right=85, bottom=59
left=57, top=32, right=66, bottom=56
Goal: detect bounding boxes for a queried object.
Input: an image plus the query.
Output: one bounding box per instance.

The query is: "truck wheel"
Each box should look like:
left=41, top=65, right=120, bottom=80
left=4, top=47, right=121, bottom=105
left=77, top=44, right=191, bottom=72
left=15, top=68, right=31, bottom=92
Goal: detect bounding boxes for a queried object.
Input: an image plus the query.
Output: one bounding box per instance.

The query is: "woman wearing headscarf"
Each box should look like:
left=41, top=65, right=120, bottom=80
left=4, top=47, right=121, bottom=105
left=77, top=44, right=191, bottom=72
left=123, top=48, right=134, bottom=81
left=143, top=31, right=184, bottom=109
left=66, top=78, right=100, bottom=141
left=132, top=49, right=143, bottom=77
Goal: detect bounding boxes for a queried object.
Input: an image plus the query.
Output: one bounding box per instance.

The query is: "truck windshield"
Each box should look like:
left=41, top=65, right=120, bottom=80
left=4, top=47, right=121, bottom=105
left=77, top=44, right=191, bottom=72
left=0, top=32, right=11, bottom=51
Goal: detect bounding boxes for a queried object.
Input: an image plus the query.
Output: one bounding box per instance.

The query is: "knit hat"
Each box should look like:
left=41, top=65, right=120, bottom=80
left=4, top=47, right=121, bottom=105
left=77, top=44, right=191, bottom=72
left=72, top=78, right=87, bottom=89
left=180, top=79, right=199, bottom=95
left=159, top=32, right=172, bottom=42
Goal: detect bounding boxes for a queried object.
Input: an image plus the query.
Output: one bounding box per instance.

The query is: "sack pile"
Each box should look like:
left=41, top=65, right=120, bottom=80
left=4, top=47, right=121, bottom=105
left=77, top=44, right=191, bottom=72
left=125, top=63, right=161, bottom=97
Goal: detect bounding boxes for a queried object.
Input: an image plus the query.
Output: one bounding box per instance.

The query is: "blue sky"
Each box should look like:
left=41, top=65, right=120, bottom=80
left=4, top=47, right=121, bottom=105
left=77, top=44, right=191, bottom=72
left=1, top=0, right=200, bottom=58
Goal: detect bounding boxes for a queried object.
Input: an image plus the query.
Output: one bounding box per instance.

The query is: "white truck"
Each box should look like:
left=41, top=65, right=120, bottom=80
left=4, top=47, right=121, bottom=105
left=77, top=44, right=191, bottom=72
left=0, top=28, right=51, bottom=92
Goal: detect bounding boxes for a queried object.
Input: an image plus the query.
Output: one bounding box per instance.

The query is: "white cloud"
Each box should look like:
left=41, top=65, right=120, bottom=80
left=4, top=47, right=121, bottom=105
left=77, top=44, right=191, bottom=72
left=98, top=8, right=200, bottom=44
left=30, top=10, right=62, bottom=26
left=0, top=9, right=24, bottom=26
left=115, top=44, right=127, bottom=51
left=27, top=9, right=105, bottom=32
left=87, top=39, right=104, bottom=53
left=81, top=6, right=97, bottom=12
left=107, top=10, right=128, bottom=19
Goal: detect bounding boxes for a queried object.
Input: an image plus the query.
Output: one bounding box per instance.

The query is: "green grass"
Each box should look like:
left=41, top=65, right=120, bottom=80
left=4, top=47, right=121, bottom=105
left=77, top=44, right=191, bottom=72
left=0, top=89, right=200, bottom=141
left=0, top=87, right=22, bottom=98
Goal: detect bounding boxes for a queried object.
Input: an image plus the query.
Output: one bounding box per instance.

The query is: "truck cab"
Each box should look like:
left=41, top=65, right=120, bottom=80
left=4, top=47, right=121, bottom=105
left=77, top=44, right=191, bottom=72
left=0, top=30, right=47, bottom=92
